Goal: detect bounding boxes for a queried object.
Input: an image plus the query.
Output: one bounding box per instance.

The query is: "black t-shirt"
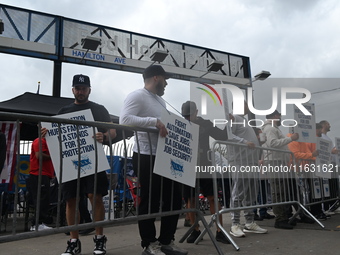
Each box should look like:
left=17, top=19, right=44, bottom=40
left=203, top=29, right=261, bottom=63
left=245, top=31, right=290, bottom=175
left=58, top=101, right=111, bottom=133
left=193, top=116, right=227, bottom=166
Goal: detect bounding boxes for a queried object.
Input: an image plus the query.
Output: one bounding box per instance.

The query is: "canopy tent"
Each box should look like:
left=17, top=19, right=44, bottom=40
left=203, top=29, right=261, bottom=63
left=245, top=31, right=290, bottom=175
left=0, top=92, right=128, bottom=142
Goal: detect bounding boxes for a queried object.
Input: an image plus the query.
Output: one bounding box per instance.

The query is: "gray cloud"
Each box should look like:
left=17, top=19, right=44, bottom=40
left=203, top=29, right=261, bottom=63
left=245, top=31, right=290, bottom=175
left=1, top=0, right=340, bottom=142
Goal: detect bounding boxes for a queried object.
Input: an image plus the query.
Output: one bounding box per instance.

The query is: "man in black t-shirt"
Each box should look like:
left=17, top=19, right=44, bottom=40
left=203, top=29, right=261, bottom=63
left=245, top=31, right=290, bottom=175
left=181, top=101, right=230, bottom=244
left=44, top=74, right=116, bottom=255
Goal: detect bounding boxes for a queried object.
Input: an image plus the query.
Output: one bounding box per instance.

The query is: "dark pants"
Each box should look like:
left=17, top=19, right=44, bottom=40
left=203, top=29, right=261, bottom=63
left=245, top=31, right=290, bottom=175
left=270, top=178, right=291, bottom=222
left=253, top=180, right=270, bottom=217
left=27, top=174, right=51, bottom=224
left=308, top=178, right=323, bottom=216
left=133, top=153, right=182, bottom=248
left=322, top=177, right=339, bottom=211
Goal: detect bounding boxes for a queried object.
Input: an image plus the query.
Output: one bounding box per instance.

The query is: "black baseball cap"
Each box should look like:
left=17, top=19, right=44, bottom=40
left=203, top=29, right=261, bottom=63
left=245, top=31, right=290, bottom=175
left=72, top=74, right=91, bottom=87
left=143, top=65, right=171, bottom=80
left=266, top=110, right=281, bottom=119
left=181, top=101, right=197, bottom=116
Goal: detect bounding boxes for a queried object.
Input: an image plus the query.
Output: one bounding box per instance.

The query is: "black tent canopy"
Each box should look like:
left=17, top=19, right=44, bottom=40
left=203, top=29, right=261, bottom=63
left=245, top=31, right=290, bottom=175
left=0, top=92, right=75, bottom=116
left=0, top=92, right=126, bottom=141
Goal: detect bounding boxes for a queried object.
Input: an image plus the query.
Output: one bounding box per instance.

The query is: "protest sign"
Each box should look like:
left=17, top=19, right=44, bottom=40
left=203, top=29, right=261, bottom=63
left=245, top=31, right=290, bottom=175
left=293, top=103, right=316, bottom=143
left=42, top=109, right=110, bottom=183
left=312, top=178, right=322, bottom=199
left=154, top=109, right=199, bottom=187
left=335, top=137, right=340, bottom=167
left=322, top=178, right=330, bottom=197
left=315, top=137, right=332, bottom=178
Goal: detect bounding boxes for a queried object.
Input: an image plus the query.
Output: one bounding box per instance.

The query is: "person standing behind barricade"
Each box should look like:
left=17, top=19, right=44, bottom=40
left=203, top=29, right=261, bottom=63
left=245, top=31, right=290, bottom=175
left=28, top=136, right=54, bottom=231
left=120, top=65, right=188, bottom=255
left=42, top=74, right=117, bottom=255
left=286, top=125, right=319, bottom=224
left=262, top=110, right=299, bottom=229
left=180, top=101, right=230, bottom=244
left=319, top=120, right=339, bottom=214
left=228, top=102, right=268, bottom=238
left=308, top=123, right=330, bottom=219
left=252, top=128, right=275, bottom=221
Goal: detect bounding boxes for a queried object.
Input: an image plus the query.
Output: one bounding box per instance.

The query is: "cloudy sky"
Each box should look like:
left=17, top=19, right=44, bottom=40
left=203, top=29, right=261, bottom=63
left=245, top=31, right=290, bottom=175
left=1, top=0, right=340, bottom=141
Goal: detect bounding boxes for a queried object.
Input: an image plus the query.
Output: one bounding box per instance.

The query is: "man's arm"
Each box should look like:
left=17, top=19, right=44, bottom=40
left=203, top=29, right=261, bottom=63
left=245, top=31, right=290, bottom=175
left=265, top=126, right=298, bottom=148
left=96, top=128, right=117, bottom=144
left=95, top=106, right=117, bottom=144
left=34, top=151, right=51, bottom=160
left=228, top=114, right=255, bottom=148
left=287, top=139, right=315, bottom=160
left=120, top=91, right=167, bottom=137
left=120, top=91, right=158, bottom=128
left=32, top=139, right=51, bottom=160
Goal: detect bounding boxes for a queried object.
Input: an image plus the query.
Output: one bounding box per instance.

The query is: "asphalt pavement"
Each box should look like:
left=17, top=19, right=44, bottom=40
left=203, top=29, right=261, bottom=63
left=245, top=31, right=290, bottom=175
left=0, top=211, right=339, bottom=255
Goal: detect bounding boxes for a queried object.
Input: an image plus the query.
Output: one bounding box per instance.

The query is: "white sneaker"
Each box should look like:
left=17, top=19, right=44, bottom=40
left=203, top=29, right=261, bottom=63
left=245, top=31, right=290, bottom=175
left=142, top=242, right=165, bottom=255
left=244, top=222, right=268, bottom=234
left=230, top=224, right=245, bottom=237
left=160, top=241, right=188, bottom=255
left=30, top=223, right=52, bottom=231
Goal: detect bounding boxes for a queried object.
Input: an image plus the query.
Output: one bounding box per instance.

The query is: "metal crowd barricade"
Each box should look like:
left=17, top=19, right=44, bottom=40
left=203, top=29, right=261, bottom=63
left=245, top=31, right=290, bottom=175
left=0, top=111, right=223, bottom=254
left=291, top=159, right=339, bottom=217
left=190, top=140, right=334, bottom=253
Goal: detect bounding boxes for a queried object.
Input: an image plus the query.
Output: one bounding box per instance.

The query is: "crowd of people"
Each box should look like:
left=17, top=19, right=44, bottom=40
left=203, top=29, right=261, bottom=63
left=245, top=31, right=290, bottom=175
left=21, top=65, right=339, bottom=255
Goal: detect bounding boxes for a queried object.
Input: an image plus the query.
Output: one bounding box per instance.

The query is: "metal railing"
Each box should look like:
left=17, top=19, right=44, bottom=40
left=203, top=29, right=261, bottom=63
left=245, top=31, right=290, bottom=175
left=185, top=140, right=339, bottom=253
left=0, top=111, right=219, bottom=252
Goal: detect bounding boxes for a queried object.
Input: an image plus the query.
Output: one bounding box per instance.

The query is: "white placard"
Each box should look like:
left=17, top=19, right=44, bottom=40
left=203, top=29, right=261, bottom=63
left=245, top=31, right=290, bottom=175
left=42, top=109, right=110, bottom=183
left=312, top=178, right=321, bottom=199
left=315, top=137, right=332, bottom=178
left=293, top=103, right=316, bottom=143
left=322, top=178, right=330, bottom=197
left=335, top=137, right=340, bottom=167
left=154, top=109, right=199, bottom=187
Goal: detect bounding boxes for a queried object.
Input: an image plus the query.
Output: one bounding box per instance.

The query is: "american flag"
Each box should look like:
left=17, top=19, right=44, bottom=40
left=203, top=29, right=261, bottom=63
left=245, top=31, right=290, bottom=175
left=0, top=122, right=18, bottom=187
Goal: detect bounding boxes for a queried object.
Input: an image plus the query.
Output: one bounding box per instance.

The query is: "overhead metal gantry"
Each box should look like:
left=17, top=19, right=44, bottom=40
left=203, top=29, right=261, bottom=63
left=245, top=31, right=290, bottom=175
left=0, top=4, right=252, bottom=97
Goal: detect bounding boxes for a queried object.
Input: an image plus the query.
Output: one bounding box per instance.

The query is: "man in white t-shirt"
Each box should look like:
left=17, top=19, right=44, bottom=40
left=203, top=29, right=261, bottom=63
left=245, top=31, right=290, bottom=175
left=120, top=65, right=187, bottom=255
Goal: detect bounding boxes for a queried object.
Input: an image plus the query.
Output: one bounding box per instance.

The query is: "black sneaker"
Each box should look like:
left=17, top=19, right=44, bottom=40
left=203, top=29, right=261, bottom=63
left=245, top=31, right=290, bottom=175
left=274, top=220, right=294, bottom=229
left=187, top=229, right=201, bottom=243
left=184, top=219, right=191, bottom=227
left=61, top=239, right=81, bottom=255
left=261, top=213, right=275, bottom=219
left=300, top=215, right=315, bottom=224
left=315, top=213, right=327, bottom=221
left=216, top=231, right=230, bottom=244
left=254, top=213, right=263, bottom=221
left=93, top=235, right=107, bottom=255
left=289, top=218, right=298, bottom=226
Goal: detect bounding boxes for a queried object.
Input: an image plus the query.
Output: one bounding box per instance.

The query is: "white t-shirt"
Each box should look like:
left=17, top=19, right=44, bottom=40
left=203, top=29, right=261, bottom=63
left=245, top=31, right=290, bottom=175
left=119, top=88, right=166, bottom=155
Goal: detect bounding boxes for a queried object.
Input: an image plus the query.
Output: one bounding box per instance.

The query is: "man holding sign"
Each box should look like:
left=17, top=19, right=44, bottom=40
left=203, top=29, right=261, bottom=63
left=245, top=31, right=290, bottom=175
left=319, top=120, right=339, bottom=214
left=50, top=74, right=116, bottom=255
left=120, top=65, right=187, bottom=255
